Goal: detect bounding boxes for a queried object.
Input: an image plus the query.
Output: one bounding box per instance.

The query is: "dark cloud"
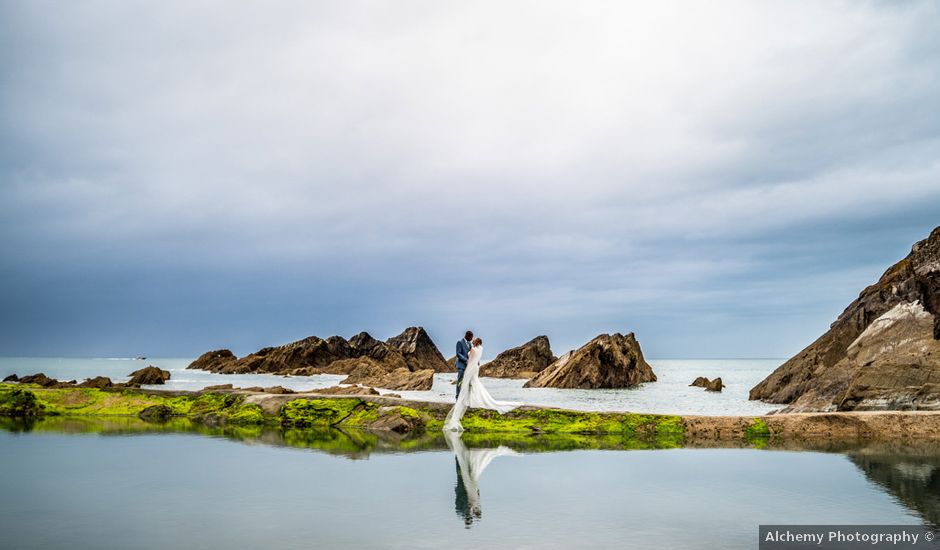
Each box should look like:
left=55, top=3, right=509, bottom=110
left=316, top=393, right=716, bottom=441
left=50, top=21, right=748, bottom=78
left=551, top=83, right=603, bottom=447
left=1, top=1, right=938, bottom=357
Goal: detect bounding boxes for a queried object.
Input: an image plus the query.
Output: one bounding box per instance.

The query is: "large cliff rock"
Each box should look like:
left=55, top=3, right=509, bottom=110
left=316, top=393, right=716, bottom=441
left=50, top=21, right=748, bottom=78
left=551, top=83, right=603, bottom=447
left=523, top=333, right=656, bottom=389
left=187, top=327, right=451, bottom=376
left=750, top=226, right=940, bottom=411
left=481, top=336, right=556, bottom=378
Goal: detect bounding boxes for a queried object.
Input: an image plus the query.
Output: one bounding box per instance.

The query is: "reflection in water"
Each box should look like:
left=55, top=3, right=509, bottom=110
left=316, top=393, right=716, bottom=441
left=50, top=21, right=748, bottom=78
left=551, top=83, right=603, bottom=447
left=4, top=415, right=940, bottom=530
left=848, top=449, right=940, bottom=527
left=444, top=430, right=519, bottom=527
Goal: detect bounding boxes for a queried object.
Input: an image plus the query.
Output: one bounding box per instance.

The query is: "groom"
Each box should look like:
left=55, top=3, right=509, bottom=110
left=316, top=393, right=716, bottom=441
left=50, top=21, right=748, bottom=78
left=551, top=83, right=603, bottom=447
left=455, top=330, right=473, bottom=399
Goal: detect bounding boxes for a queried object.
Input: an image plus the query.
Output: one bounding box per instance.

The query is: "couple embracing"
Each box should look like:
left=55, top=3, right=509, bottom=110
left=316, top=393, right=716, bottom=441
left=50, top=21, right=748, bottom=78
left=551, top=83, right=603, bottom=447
left=444, top=330, right=521, bottom=432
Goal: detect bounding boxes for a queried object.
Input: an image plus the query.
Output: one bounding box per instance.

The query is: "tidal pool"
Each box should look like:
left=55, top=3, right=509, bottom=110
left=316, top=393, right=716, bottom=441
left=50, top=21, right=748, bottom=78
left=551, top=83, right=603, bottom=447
left=1, top=418, right=938, bottom=549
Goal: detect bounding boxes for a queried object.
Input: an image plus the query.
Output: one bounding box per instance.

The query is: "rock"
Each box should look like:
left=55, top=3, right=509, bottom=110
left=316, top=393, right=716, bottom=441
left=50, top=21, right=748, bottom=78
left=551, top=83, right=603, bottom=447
left=3, top=374, right=18, bottom=382
left=18, top=373, right=59, bottom=387
left=202, top=384, right=234, bottom=391
left=366, top=406, right=426, bottom=433
left=77, top=376, right=113, bottom=389
left=239, top=386, right=265, bottom=392
left=751, top=226, right=940, bottom=410
left=324, top=356, right=407, bottom=375
left=385, top=327, right=451, bottom=372
left=705, top=377, right=724, bottom=392
left=138, top=404, right=173, bottom=422
left=524, top=333, right=656, bottom=389
left=309, top=385, right=381, bottom=396
left=186, top=327, right=451, bottom=375
left=127, top=366, right=171, bottom=386
left=341, top=361, right=435, bottom=391
left=690, top=376, right=725, bottom=392
left=481, top=336, right=556, bottom=378
left=262, top=386, right=294, bottom=394
left=834, top=302, right=940, bottom=411
left=188, top=350, right=237, bottom=372
left=446, top=356, right=457, bottom=369
left=0, top=388, right=44, bottom=417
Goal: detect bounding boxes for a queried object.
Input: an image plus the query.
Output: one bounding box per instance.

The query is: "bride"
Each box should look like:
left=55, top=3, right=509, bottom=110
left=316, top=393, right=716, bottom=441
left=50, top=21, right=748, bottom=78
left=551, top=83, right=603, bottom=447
left=444, top=337, right=521, bottom=432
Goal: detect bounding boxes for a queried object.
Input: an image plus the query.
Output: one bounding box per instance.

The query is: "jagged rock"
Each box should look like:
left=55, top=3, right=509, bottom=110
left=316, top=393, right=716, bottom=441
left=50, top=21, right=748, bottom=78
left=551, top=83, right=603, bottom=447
left=127, top=366, right=171, bottom=386
left=3, top=374, right=18, bottom=382
left=186, top=327, right=450, bottom=375
left=340, top=361, right=435, bottom=391
left=690, top=376, right=725, bottom=392
left=385, top=327, right=450, bottom=372
left=309, top=385, right=381, bottom=396
left=524, top=333, right=656, bottom=389
left=751, top=226, right=940, bottom=410
left=138, top=405, right=173, bottom=422
left=188, top=350, right=237, bottom=372
left=481, top=336, right=556, bottom=378
left=705, top=377, right=724, bottom=392
left=446, top=356, right=457, bottom=369
left=77, top=376, right=113, bottom=389
left=202, top=384, right=234, bottom=391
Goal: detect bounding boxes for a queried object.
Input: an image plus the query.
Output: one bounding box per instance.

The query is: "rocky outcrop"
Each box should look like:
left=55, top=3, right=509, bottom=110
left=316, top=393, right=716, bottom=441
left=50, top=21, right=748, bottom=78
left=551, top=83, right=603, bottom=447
left=127, top=366, right=171, bottom=386
left=189, top=350, right=237, bottom=372
left=523, top=333, right=656, bottom=389
left=750, top=226, right=940, bottom=411
left=17, top=373, right=60, bottom=387
left=77, top=376, right=113, bottom=389
left=481, top=336, right=556, bottom=378
left=340, top=358, right=435, bottom=391
left=187, top=327, right=450, bottom=376
left=834, top=302, right=940, bottom=411
left=690, top=377, right=725, bottom=392
left=385, top=327, right=450, bottom=372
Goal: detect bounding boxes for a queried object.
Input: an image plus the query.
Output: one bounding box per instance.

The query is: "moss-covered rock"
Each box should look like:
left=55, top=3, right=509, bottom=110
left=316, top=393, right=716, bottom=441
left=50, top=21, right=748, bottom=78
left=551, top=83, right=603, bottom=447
left=0, top=388, right=45, bottom=417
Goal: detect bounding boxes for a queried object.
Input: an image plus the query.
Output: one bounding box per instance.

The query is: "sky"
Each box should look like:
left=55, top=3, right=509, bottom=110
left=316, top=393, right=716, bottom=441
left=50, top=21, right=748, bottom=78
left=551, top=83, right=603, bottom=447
left=1, top=0, right=939, bottom=359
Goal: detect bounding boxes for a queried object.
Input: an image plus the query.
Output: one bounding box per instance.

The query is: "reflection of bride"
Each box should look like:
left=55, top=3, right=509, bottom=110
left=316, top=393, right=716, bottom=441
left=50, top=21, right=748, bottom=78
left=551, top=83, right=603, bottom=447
left=445, top=430, right=519, bottom=527
left=444, top=338, right=521, bottom=432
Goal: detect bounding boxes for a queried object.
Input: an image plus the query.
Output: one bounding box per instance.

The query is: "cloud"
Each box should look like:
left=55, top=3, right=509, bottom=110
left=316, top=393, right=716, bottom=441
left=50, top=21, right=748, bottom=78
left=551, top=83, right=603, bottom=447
left=1, top=0, right=938, bottom=356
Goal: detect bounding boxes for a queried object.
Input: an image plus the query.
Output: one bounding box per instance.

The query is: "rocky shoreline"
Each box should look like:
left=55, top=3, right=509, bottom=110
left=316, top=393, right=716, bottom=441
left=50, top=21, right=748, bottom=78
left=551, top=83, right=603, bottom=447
left=4, top=383, right=940, bottom=444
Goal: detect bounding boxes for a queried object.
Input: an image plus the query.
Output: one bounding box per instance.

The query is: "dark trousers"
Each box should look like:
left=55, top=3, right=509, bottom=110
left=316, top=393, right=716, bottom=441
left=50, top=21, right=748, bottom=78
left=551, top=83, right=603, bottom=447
left=456, top=367, right=465, bottom=398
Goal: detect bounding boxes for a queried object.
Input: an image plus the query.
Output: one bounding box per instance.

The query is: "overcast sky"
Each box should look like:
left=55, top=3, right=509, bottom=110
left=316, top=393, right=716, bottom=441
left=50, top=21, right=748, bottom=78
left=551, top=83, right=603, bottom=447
left=1, top=1, right=938, bottom=359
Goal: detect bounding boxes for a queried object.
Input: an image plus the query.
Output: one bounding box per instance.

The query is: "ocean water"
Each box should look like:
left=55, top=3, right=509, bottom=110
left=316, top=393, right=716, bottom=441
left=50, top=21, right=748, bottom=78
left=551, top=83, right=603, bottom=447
left=0, top=357, right=781, bottom=415
left=0, top=420, right=936, bottom=550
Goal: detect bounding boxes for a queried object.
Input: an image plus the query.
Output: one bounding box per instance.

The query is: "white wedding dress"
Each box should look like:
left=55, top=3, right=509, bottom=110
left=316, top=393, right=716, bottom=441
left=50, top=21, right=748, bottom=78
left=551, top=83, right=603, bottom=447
left=443, top=345, right=521, bottom=432
left=444, top=430, right=520, bottom=523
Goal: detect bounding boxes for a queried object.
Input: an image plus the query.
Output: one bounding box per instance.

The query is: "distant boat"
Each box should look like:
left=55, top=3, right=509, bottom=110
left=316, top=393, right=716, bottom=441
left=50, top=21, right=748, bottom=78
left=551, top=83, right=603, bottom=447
left=135, top=356, right=146, bottom=360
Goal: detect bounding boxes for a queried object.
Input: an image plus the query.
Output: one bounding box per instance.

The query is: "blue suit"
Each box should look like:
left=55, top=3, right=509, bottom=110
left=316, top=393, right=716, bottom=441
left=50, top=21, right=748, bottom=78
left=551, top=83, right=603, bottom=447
left=455, top=339, right=471, bottom=398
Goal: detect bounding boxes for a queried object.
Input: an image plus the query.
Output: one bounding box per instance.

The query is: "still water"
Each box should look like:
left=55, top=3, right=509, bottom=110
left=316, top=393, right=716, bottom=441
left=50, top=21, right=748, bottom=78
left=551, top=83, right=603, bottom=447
left=0, top=357, right=781, bottom=415
left=1, top=418, right=937, bottom=550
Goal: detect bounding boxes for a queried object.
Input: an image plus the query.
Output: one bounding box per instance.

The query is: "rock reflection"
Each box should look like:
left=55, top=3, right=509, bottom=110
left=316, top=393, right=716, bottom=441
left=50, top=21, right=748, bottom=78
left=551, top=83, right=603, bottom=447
left=848, top=445, right=940, bottom=527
